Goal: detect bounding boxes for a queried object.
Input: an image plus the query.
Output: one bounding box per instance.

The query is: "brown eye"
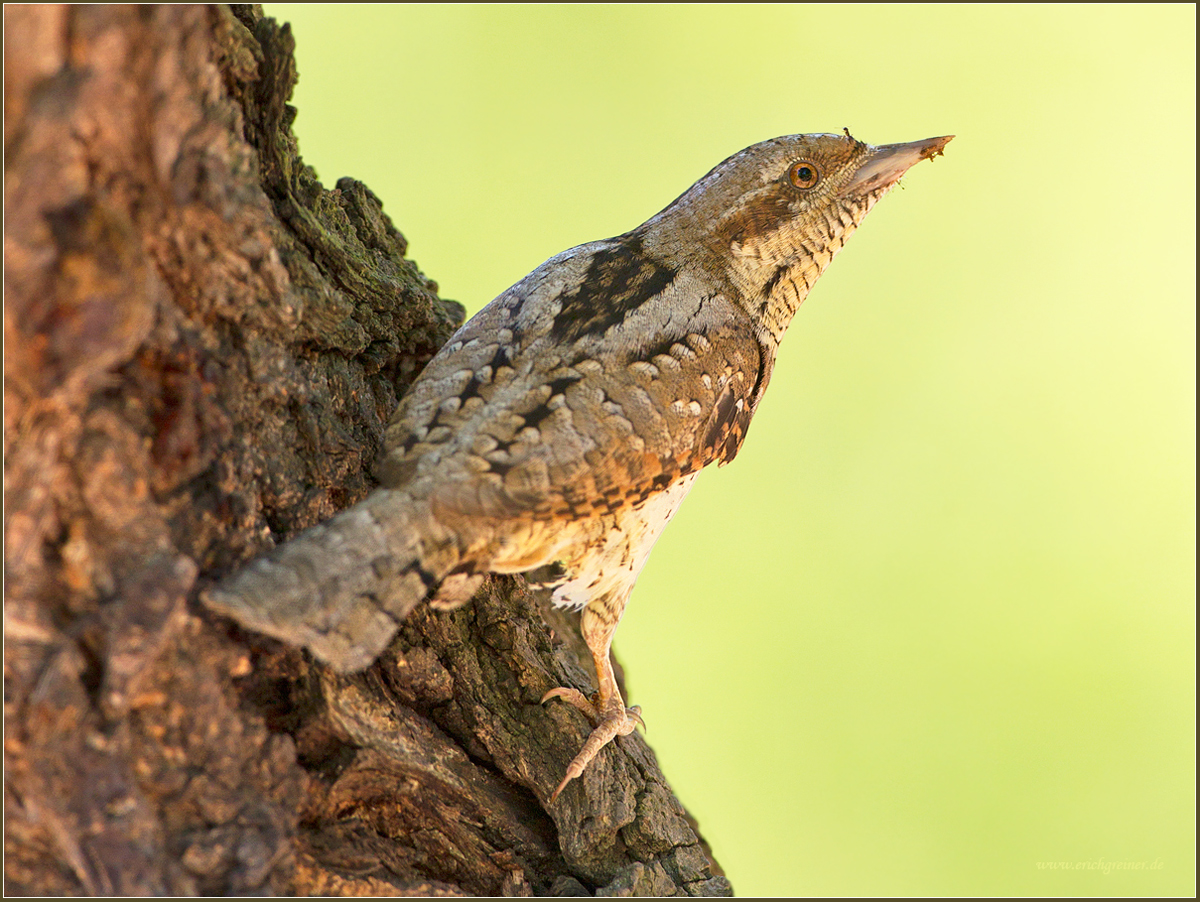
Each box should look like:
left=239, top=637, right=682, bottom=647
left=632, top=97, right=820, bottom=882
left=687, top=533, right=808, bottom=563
left=788, top=160, right=820, bottom=189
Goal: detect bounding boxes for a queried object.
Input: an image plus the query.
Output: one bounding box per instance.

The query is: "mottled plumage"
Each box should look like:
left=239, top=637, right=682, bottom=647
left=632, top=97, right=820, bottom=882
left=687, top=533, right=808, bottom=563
left=204, top=131, right=952, bottom=801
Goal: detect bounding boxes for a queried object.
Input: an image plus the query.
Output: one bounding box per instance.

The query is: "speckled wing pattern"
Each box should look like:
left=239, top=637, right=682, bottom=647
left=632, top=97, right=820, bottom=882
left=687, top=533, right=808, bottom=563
left=375, top=234, right=763, bottom=548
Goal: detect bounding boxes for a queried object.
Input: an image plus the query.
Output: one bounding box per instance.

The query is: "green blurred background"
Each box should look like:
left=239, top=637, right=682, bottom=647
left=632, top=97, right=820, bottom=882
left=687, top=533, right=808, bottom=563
left=268, top=5, right=1194, bottom=895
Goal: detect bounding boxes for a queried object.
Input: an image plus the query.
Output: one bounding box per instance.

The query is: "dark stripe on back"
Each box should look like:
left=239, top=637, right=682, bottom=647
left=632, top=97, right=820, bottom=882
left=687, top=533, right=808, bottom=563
left=549, top=234, right=677, bottom=344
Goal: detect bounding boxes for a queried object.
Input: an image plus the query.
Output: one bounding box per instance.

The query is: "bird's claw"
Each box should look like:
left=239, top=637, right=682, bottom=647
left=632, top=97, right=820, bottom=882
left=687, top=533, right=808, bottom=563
left=542, top=687, right=644, bottom=802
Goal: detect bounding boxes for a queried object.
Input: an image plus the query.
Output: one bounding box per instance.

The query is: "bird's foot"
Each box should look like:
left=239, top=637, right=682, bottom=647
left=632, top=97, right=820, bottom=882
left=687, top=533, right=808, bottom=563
left=541, top=686, right=643, bottom=802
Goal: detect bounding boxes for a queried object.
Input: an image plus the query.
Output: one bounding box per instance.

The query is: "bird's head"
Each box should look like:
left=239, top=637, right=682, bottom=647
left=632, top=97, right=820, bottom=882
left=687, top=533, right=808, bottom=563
left=644, top=131, right=953, bottom=343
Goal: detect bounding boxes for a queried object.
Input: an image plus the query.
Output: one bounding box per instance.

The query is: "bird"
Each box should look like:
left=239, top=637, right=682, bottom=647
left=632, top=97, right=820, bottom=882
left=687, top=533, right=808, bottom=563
left=203, top=130, right=953, bottom=802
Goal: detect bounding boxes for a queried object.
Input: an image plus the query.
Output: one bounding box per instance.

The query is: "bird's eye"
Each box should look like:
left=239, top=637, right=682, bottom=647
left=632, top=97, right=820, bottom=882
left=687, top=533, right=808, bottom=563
left=788, top=160, right=820, bottom=190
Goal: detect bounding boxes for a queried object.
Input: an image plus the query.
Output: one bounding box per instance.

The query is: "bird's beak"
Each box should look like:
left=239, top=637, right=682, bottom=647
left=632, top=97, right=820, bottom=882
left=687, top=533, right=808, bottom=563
left=839, top=135, right=954, bottom=197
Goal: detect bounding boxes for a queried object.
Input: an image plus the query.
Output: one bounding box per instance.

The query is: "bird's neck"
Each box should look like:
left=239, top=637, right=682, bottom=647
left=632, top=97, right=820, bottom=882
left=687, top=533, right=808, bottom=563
left=723, top=227, right=854, bottom=346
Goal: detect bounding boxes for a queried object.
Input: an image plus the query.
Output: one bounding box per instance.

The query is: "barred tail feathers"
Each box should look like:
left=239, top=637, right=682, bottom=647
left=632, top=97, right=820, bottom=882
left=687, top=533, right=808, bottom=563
left=202, top=489, right=460, bottom=672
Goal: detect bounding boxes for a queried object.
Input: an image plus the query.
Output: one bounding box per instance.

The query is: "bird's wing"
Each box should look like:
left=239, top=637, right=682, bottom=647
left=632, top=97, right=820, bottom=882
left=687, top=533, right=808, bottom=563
left=376, top=239, right=765, bottom=524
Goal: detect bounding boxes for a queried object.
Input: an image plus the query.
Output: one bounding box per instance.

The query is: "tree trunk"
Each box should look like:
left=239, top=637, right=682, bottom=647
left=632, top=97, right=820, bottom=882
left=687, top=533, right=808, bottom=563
left=3, top=5, right=730, bottom=895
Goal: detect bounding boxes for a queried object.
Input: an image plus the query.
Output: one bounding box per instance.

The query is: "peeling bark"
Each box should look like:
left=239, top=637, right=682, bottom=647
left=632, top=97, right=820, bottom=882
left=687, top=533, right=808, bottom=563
left=3, top=5, right=730, bottom=895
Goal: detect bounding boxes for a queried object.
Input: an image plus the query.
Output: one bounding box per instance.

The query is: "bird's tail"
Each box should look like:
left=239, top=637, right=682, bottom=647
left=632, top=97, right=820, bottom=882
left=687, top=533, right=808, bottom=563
left=202, top=488, right=462, bottom=672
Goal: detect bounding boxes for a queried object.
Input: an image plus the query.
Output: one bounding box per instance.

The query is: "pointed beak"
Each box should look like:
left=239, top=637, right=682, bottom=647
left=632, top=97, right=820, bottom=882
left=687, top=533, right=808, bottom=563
left=839, top=135, right=954, bottom=197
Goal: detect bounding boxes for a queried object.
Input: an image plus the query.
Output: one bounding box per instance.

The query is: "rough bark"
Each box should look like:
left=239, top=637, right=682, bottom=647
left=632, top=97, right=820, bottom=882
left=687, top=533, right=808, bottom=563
left=3, top=5, right=730, bottom=895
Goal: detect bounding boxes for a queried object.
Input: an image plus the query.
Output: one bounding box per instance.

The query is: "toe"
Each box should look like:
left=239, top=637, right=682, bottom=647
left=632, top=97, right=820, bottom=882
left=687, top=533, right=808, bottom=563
left=541, top=686, right=599, bottom=721
left=546, top=702, right=645, bottom=802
